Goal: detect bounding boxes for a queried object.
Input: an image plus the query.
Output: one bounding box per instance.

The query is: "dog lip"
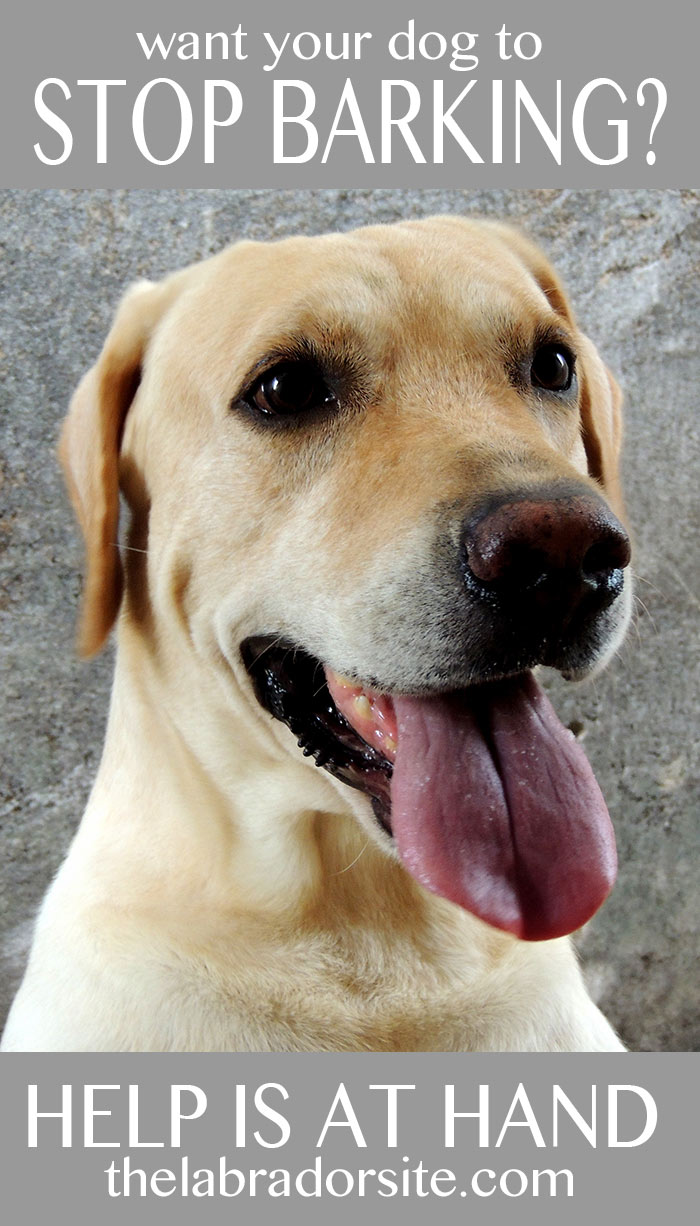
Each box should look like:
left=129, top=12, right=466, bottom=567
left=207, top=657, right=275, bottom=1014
left=239, top=636, right=394, bottom=829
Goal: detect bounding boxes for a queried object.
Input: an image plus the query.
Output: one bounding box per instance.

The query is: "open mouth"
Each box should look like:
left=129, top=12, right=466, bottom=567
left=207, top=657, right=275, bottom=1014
left=240, top=637, right=394, bottom=829
left=241, top=635, right=617, bottom=942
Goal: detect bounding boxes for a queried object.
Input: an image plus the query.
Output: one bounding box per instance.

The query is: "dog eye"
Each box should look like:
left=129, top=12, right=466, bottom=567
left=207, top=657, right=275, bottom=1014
left=245, top=361, right=337, bottom=418
left=530, top=345, right=574, bottom=392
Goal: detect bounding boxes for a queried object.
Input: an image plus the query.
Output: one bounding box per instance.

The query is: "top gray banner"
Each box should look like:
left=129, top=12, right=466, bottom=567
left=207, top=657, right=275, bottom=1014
left=1, top=0, right=697, bottom=187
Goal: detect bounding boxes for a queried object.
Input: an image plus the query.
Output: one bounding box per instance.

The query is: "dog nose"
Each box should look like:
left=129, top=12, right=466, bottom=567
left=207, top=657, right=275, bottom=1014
left=463, top=488, right=631, bottom=623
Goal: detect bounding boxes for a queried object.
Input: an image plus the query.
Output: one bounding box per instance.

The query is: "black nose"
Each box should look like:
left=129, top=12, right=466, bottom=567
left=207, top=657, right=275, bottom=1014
left=463, top=487, right=631, bottom=625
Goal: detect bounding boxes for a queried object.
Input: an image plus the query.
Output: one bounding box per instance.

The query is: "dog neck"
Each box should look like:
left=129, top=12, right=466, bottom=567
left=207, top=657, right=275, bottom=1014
left=76, top=618, right=452, bottom=938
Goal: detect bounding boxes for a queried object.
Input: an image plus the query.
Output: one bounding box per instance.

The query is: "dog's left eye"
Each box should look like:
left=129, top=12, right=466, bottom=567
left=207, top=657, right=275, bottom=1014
left=245, top=361, right=337, bottom=418
left=530, top=345, right=574, bottom=392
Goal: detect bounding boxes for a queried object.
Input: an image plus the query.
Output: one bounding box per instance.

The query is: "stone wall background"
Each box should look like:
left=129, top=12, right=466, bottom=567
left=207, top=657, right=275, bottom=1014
left=0, top=187, right=697, bottom=1050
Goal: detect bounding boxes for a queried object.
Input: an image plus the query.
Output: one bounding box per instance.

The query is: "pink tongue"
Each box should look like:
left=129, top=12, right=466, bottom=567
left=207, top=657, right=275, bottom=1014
left=390, top=674, right=617, bottom=941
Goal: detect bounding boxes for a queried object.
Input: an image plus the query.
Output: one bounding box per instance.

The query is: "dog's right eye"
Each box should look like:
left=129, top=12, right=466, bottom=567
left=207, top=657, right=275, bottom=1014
left=244, top=361, right=337, bottom=419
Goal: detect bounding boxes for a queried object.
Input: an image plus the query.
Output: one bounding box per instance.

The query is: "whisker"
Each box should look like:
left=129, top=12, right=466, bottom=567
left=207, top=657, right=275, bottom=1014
left=115, top=542, right=150, bottom=555
left=332, top=842, right=369, bottom=876
left=632, top=571, right=666, bottom=600
left=633, top=593, right=659, bottom=635
left=249, top=635, right=286, bottom=668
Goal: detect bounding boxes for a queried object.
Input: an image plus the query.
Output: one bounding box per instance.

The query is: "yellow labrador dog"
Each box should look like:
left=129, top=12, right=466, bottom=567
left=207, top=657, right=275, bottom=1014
left=3, top=217, right=632, bottom=1052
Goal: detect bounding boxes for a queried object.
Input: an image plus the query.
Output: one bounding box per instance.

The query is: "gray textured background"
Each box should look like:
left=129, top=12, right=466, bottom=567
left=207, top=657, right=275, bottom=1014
left=0, top=188, right=698, bottom=1050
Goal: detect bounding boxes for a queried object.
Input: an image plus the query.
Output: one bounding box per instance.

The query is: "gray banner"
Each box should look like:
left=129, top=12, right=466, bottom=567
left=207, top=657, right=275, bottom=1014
left=0, top=0, right=697, bottom=186
left=0, top=1053, right=694, bottom=1223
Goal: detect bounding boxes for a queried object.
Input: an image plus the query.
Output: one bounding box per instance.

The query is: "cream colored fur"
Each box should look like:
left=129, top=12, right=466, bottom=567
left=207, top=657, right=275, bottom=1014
left=2, top=218, right=627, bottom=1052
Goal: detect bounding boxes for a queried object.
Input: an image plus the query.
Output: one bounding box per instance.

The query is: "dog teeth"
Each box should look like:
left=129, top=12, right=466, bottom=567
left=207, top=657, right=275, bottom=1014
left=384, top=736, right=397, bottom=754
left=354, top=695, right=372, bottom=719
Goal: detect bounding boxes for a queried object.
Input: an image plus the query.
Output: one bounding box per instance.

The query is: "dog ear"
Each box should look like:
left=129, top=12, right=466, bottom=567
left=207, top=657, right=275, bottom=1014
left=482, top=222, right=625, bottom=514
left=59, top=277, right=181, bottom=657
left=575, top=335, right=625, bottom=516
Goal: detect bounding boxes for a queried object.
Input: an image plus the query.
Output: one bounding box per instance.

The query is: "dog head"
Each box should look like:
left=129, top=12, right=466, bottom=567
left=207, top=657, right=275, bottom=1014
left=60, top=217, right=632, bottom=941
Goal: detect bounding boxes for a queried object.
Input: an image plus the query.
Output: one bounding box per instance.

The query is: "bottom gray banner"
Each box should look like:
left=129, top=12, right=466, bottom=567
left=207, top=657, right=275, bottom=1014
left=0, top=1053, right=694, bottom=1223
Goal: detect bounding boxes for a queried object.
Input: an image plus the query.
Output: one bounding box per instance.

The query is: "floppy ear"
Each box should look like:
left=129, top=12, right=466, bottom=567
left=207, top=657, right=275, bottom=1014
left=482, top=221, right=625, bottom=515
left=59, top=277, right=182, bottom=657
left=575, top=335, right=625, bottom=517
